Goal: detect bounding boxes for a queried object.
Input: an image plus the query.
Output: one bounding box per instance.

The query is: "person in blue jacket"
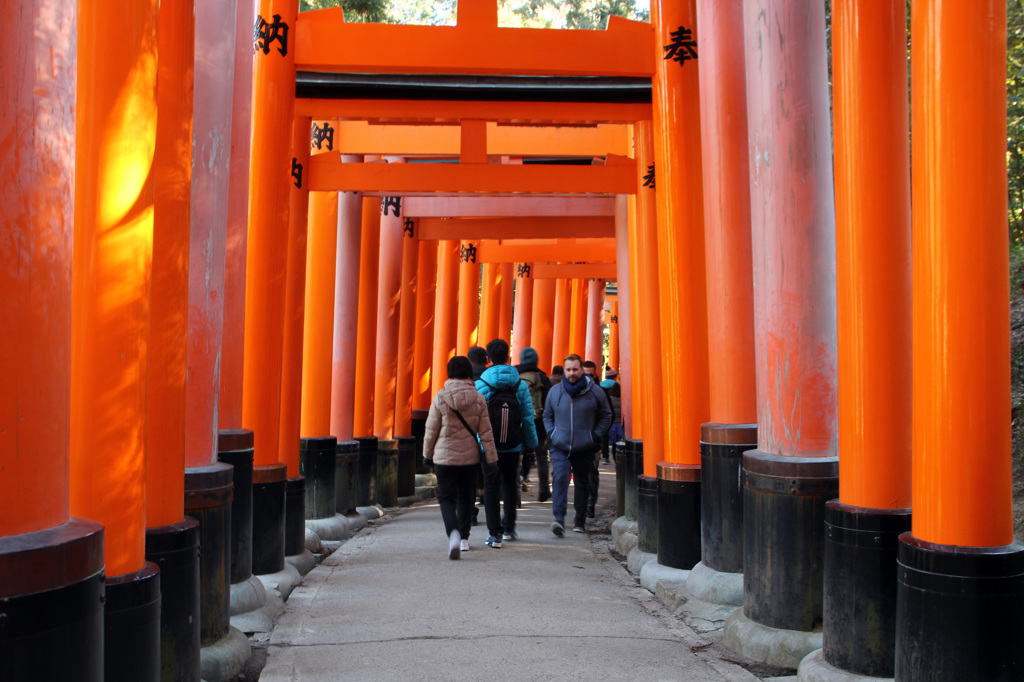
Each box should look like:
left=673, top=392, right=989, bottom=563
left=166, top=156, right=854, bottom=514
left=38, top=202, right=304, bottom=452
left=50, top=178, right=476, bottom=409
left=543, top=353, right=612, bottom=536
left=476, top=338, right=539, bottom=547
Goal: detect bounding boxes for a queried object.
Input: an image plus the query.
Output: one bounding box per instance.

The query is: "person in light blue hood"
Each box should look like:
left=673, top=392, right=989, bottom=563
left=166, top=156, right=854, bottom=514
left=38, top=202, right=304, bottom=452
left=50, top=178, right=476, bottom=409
left=475, top=338, right=539, bottom=546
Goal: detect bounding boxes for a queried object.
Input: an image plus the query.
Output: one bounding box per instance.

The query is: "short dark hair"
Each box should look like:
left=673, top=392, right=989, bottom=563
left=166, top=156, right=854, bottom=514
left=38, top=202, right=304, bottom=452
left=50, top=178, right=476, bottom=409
left=447, top=356, right=473, bottom=380
left=551, top=365, right=564, bottom=375
left=564, top=354, right=583, bottom=368
left=467, top=346, right=488, bottom=367
left=582, top=360, right=597, bottom=370
left=486, top=338, right=509, bottom=365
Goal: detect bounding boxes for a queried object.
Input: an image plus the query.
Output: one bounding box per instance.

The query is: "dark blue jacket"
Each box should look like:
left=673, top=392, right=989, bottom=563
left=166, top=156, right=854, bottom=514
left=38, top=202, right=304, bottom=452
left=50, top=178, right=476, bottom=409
left=543, top=376, right=612, bottom=455
left=476, top=364, right=539, bottom=453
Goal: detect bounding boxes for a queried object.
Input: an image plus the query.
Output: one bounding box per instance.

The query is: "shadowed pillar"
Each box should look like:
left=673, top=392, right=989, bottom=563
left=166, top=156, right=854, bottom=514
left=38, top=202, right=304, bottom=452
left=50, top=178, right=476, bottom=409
left=551, top=279, right=571, bottom=368
left=479, top=262, right=502, bottom=345
left=511, top=264, right=534, bottom=359
left=432, top=240, right=460, bottom=396
left=353, top=194, right=381, bottom=437
left=0, top=4, right=104, bottom=678
left=72, top=1, right=162, bottom=677
left=895, top=2, right=1024, bottom=679
left=498, top=262, right=515, bottom=341
left=394, top=217, right=419, bottom=437
left=722, top=0, right=839, bottom=668
left=412, top=239, right=437, bottom=471
left=374, top=182, right=407, bottom=439
left=585, top=279, right=605, bottom=367
left=330, top=179, right=363, bottom=443
left=568, top=278, right=587, bottom=358
left=531, top=276, right=556, bottom=374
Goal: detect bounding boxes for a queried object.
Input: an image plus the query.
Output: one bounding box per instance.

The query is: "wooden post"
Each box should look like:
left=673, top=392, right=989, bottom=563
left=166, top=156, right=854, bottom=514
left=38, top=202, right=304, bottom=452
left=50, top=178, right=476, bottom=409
left=511, top=265, right=534, bottom=359
left=479, top=262, right=502, bottom=344
left=551, top=279, right=572, bottom=368
left=531, top=277, right=556, bottom=374
left=432, top=240, right=460, bottom=396
left=413, top=240, right=438, bottom=410
left=374, top=184, right=407, bottom=439
left=457, top=240, right=481, bottom=353
left=586, top=279, right=605, bottom=367
left=330, top=178, right=363, bottom=442
left=498, top=262, right=515, bottom=341
left=394, top=219, right=419, bottom=436
left=301, top=187, right=339, bottom=439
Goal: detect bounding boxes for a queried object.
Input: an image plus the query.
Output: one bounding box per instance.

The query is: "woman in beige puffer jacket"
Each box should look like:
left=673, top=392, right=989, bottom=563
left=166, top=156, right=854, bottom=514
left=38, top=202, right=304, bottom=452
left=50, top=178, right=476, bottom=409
left=423, top=356, right=498, bottom=559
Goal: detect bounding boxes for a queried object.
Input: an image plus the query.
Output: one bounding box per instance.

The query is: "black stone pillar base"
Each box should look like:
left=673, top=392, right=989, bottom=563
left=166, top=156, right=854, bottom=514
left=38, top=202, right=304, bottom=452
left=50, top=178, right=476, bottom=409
left=284, top=476, right=306, bottom=558
left=300, top=436, right=337, bottom=520
left=251, top=463, right=287, bottom=576
left=0, top=518, right=105, bottom=682
left=105, top=562, right=161, bottom=682
left=217, top=429, right=254, bottom=585
left=411, top=410, right=429, bottom=474
left=656, top=463, right=701, bottom=571
left=700, top=423, right=756, bottom=574
left=895, top=533, right=1024, bottom=681
left=614, top=441, right=625, bottom=519
left=623, top=438, right=643, bottom=522
left=335, top=441, right=359, bottom=515
left=355, top=436, right=378, bottom=507
left=184, top=463, right=234, bottom=648
left=396, top=436, right=417, bottom=498
left=145, top=518, right=201, bottom=682
left=376, top=439, right=399, bottom=507
left=637, top=475, right=658, bottom=554
left=743, top=450, right=838, bottom=632
left=822, top=501, right=910, bottom=678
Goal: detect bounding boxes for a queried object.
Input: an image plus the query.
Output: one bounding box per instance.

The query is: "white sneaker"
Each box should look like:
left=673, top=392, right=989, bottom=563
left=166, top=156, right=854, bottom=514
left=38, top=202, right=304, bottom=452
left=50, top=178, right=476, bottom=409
left=460, top=539, right=470, bottom=552
left=448, top=530, right=461, bottom=560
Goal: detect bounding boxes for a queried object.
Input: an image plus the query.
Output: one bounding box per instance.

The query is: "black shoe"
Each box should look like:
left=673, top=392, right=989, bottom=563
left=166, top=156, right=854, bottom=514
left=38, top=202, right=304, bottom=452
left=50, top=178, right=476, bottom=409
left=587, top=509, right=595, bottom=519
left=573, top=524, right=586, bottom=533
left=538, top=490, right=551, bottom=503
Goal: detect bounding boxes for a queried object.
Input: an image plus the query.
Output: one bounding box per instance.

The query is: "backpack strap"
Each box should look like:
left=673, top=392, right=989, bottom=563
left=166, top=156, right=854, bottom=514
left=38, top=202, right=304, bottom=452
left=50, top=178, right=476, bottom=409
left=440, top=395, right=484, bottom=461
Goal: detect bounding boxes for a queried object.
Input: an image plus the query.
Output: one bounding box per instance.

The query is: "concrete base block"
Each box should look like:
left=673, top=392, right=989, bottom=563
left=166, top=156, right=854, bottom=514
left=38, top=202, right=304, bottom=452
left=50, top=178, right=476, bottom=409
left=639, top=560, right=690, bottom=594
left=627, top=546, right=657, bottom=575
left=285, top=549, right=316, bottom=577
left=671, top=588, right=741, bottom=637
left=305, top=513, right=351, bottom=542
left=355, top=504, right=385, bottom=520
left=723, top=609, right=823, bottom=671
left=397, top=495, right=421, bottom=507
left=199, top=625, right=250, bottom=682
left=345, top=513, right=368, bottom=533
left=414, top=473, right=437, bottom=486
left=798, top=649, right=892, bottom=682
left=257, top=562, right=302, bottom=601
left=414, top=486, right=436, bottom=500
left=686, top=561, right=744, bottom=607
left=304, top=527, right=323, bottom=554
left=230, top=581, right=284, bottom=635
left=610, top=515, right=638, bottom=545
left=615, top=528, right=638, bottom=557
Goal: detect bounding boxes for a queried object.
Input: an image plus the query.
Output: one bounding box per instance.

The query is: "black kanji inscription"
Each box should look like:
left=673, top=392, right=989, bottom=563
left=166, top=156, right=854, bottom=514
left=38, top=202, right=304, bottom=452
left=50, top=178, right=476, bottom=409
left=643, top=163, right=655, bottom=189
left=311, top=122, right=335, bottom=151
left=381, top=196, right=402, bottom=217
left=291, top=157, right=303, bottom=188
left=255, top=13, right=289, bottom=57
left=517, top=263, right=532, bottom=278
left=460, top=243, right=478, bottom=264
left=663, top=26, right=697, bottom=64
left=403, top=218, right=414, bottom=237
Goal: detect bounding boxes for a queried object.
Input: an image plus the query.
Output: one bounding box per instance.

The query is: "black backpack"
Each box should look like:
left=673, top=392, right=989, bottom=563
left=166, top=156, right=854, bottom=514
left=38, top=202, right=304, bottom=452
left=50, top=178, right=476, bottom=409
left=480, top=379, right=523, bottom=450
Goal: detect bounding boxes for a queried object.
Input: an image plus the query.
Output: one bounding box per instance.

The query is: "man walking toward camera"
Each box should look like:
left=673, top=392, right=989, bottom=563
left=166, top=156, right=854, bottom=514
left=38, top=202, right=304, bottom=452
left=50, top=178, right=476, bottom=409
left=543, top=354, right=612, bottom=536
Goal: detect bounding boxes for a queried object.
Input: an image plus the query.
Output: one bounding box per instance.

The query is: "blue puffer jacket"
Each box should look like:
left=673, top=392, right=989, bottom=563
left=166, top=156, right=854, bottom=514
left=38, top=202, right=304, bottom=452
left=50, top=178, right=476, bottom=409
left=543, top=376, right=613, bottom=455
left=476, top=364, right=539, bottom=453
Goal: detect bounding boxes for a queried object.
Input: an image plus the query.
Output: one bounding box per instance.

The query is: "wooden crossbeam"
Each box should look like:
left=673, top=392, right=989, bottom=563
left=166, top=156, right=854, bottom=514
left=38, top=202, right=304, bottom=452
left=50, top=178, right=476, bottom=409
left=403, top=195, right=615, bottom=218
left=530, top=262, right=618, bottom=279
left=478, top=238, right=616, bottom=263
left=295, top=10, right=654, bottom=78
left=416, top=217, right=614, bottom=240
left=307, top=155, right=636, bottom=194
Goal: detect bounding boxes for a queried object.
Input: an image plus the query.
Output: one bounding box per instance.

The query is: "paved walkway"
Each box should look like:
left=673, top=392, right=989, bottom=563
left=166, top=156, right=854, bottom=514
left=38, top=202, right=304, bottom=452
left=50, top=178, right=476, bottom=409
left=259, top=468, right=764, bottom=681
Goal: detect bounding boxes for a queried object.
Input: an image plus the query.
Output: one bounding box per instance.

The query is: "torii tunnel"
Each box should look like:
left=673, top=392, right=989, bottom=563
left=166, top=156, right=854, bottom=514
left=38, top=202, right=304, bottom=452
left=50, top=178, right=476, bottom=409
left=2, top=1, right=1022, bottom=681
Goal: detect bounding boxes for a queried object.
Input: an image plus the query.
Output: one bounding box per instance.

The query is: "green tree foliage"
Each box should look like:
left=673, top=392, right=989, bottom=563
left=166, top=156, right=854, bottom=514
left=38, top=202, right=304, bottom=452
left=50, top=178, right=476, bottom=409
left=499, top=0, right=648, bottom=29
left=300, top=0, right=388, bottom=23
left=1009, top=0, right=1024, bottom=244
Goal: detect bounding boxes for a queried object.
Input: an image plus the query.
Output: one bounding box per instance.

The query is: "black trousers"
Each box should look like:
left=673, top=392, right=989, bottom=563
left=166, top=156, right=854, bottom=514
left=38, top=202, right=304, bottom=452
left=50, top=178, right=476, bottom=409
left=483, top=451, right=520, bottom=536
left=434, top=463, right=478, bottom=540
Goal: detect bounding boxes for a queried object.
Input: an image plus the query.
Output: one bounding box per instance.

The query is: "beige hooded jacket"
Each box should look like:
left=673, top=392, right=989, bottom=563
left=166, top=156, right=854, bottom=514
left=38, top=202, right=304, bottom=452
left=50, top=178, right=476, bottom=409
left=423, top=378, right=498, bottom=467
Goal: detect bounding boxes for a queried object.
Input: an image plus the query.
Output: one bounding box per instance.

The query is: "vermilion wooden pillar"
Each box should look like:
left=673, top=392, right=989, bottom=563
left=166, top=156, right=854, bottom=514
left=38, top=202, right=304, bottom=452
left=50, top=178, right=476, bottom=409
left=432, top=240, right=460, bottom=396
left=498, top=262, right=515, bottom=341
left=301, top=187, right=339, bottom=439
left=531, top=276, right=556, bottom=374
left=723, top=0, right=839, bottom=664
left=693, top=0, right=757, bottom=584
left=71, top=1, right=162, bottom=677
left=631, top=121, right=665, bottom=473
left=511, top=265, right=534, bottom=359
left=612, top=196, right=632, bottom=435
left=353, top=196, right=381, bottom=437
left=569, top=279, right=588, bottom=359
left=895, top=2, right=1024, bottom=679
left=243, top=0, right=298, bottom=464
left=413, top=240, right=438, bottom=411
left=330, top=180, right=363, bottom=442
left=607, top=301, right=620, bottom=374
left=220, top=0, right=256, bottom=431
left=651, top=0, right=709, bottom=467
left=626, top=197, right=644, bottom=442
left=374, top=185, right=407, bottom=439
left=550, top=279, right=572, bottom=369
left=0, top=4, right=104, bottom=677
left=479, top=262, right=502, bottom=345
left=278, top=116, right=313, bottom=477
left=586, top=279, right=605, bottom=367
left=457, top=240, right=480, bottom=353
left=394, top=219, right=419, bottom=436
